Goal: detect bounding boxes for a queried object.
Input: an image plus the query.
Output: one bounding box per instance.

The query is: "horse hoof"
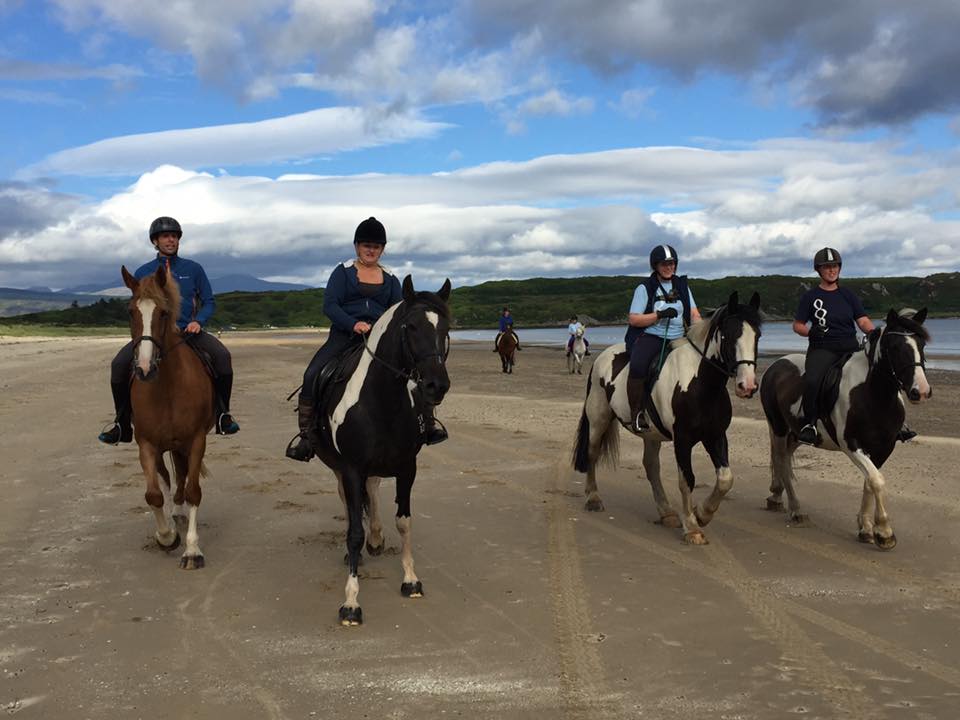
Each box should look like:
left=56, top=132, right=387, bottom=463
left=366, top=541, right=384, bottom=556
left=584, top=497, right=605, bottom=512
left=875, top=532, right=897, bottom=551
left=339, top=605, right=363, bottom=626
left=179, top=554, right=205, bottom=570
left=857, top=531, right=876, bottom=544
left=401, top=581, right=424, bottom=598
left=156, top=531, right=180, bottom=551
left=788, top=513, right=810, bottom=527
left=765, top=498, right=785, bottom=512
left=683, top=531, right=709, bottom=546
left=658, top=514, right=682, bottom=529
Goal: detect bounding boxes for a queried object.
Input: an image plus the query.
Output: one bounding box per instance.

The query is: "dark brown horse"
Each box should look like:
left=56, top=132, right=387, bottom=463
left=497, top=327, right=518, bottom=373
left=122, top=264, right=214, bottom=569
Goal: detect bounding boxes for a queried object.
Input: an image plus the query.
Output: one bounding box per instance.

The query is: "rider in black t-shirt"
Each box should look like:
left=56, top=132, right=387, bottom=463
left=793, top=247, right=916, bottom=445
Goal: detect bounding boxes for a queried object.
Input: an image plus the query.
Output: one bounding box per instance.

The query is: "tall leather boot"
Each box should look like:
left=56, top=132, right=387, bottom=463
left=626, top=376, right=649, bottom=432
left=423, top=406, right=448, bottom=445
left=98, top=381, right=133, bottom=444
left=285, top=398, right=315, bottom=461
left=213, top=373, right=239, bottom=434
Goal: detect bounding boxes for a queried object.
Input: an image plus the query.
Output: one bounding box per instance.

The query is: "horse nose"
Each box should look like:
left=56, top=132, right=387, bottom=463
left=908, top=388, right=921, bottom=402
left=423, top=375, right=450, bottom=403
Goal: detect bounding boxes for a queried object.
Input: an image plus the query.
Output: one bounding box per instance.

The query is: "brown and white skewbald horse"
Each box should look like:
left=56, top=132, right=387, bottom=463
left=122, top=264, right=214, bottom=569
left=572, top=292, right=762, bottom=544
left=760, top=308, right=932, bottom=549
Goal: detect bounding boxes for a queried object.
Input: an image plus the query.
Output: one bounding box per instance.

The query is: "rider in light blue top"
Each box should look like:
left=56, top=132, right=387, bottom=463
left=629, top=282, right=696, bottom=340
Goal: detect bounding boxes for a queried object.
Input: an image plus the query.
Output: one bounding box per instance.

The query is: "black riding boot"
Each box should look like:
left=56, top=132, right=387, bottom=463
left=423, top=407, right=448, bottom=445
left=285, top=399, right=315, bottom=461
left=896, top=425, right=917, bottom=443
left=98, top=381, right=133, bottom=444
left=626, top=377, right=649, bottom=432
left=213, top=373, right=239, bottom=435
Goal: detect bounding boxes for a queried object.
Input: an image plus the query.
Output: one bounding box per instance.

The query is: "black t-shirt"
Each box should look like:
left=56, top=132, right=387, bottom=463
left=795, top=286, right=866, bottom=351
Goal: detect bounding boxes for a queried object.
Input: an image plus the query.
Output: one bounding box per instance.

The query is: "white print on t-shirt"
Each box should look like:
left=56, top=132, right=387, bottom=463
left=813, top=298, right=828, bottom=333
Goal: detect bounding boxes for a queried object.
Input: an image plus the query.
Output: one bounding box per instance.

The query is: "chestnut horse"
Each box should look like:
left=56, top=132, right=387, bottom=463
left=497, top=327, right=518, bottom=373
left=122, top=265, right=214, bottom=569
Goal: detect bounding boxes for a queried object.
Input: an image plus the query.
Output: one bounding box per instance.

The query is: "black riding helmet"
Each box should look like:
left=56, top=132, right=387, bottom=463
left=814, top=247, right=842, bottom=269
left=149, top=216, right=182, bottom=242
left=354, top=216, right=386, bottom=245
left=649, top=244, right=679, bottom=271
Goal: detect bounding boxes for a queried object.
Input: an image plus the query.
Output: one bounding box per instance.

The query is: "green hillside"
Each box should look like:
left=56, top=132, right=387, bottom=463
left=4, top=272, right=958, bottom=329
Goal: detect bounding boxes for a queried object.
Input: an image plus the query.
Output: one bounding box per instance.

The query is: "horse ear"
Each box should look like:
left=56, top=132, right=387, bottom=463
left=749, top=291, right=760, bottom=310
left=154, top=264, right=167, bottom=287
left=121, top=265, right=138, bottom=291
left=912, top=307, right=928, bottom=324
left=437, top=278, right=451, bottom=302
left=402, top=274, right=415, bottom=301
left=727, top=291, right=739, bottom=313
left=886, top=308, right=899, bottom=325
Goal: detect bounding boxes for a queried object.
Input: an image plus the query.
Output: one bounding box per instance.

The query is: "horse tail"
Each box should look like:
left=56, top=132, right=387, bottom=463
left=572, top=372, right=620, bottom=473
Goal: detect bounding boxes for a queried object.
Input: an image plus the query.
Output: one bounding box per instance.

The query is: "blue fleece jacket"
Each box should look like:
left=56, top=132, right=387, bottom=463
left=323, top=262, right=402, bottom=333
left=135, top=254, right=215, bottom=329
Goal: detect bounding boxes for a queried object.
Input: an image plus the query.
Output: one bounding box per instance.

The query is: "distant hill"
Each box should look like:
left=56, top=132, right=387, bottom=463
left=1, top=273, right=313, bottom=318
left=4, top=272, right=959, bottom=328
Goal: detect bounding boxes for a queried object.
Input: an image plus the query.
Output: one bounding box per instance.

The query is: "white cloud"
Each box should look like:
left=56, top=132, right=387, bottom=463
left=518, top=89, right=594, bottom=117
left=22, top=106, right=451, bottom=177
left=4, top=138, right=960, bottom=289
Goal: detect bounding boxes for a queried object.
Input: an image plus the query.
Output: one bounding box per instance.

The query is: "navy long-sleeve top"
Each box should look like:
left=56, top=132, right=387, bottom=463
left=323, top=261, right=403, bottom=334
left=135, top=254, right=215, bottom=329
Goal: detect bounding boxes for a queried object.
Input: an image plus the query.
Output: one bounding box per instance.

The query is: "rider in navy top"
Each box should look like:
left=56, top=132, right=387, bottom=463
left=793, top=247, right=876, bottom=445
left=493, top=307, right=521, bottom=352
left=98, top=216, right=239, bottom=444
left=286, top=217, right=448, bottom=462
left=625, top=244, right=701, bottom=432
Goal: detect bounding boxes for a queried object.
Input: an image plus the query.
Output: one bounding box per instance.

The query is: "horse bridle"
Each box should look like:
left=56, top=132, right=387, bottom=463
left=362, top=303, right=449, bottom=388
left=868, top=329, right=925, bottom=391
left=685, top=322, right=758, bottom=378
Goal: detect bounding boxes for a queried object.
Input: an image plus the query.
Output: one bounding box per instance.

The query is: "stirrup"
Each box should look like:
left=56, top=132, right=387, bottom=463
left=896, top=428, right=918, bottom=443
left=216, top=412, right=239, bottom=435
left=633, top=410, right=650, bottom=433
left=285, top=432, right=313, bottom=462
left=98, top=421, right=132, bottom=445
left=798, top=424, right=818, bottom=445
left=424, top=418, right=448, bottom=446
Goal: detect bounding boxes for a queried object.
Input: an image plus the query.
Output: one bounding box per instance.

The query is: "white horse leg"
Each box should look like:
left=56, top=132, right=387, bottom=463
left=365, top=476, right=385, bottom=555
left=642, top=437, right=679, bottom=527
left=395, top=465, right=422, bottom=598
left=695, top=432, right=733, bottom=527
left=857, top=480, right=877, bottom=544
left=179, top=439, right=205, bottom=569
left=847, top=449, right=896, bottom=549
left=141, top=444, right=178, bottom=549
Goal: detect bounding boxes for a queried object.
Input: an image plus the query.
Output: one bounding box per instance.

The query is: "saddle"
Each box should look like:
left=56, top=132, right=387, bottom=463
left=309, top=341, right=366, bottom=432
left=644, top=342, right=674, bottom=394
left=184, top=336, right=216, bottom=378
left=812, top=352, right=853, bottom=421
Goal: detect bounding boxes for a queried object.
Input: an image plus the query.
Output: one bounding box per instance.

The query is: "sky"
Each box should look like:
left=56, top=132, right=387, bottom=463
left=2, top=0, right=959, bottom=291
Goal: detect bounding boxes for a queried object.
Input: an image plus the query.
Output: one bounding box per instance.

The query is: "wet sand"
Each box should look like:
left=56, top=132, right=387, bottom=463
left=1, top=333, right=959, bottom=718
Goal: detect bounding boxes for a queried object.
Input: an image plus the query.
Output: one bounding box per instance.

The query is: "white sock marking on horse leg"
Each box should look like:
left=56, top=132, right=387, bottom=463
left=396, top=515, right=418, bottom=584
left=330, top=303, right=402, bottom=453
left=184, top=504, right=202, bottom=559
left=344, top=574, right=360, bottom=609
left=134, top=299, right=156, bottom=374
left=151, top=505, right=176, bottom=546
left=849, top=449, right=892, bottom=538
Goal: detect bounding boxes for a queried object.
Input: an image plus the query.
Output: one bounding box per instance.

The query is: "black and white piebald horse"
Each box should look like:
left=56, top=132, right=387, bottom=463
left=309, top=276, right=451, bottom=625
left=572, top=292, right=762, bottom=544
left=759, top=308, right=932, bottom=549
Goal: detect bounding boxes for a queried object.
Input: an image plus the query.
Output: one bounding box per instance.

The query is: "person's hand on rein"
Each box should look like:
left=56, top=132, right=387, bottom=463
left=353, top=321, right=372, bottom=335
left=185, top=321, right=202, bottom=334
left=656, top=307, right=679, bottom=320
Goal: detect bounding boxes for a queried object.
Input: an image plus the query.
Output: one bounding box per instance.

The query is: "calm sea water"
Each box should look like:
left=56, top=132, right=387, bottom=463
left=451, top=318, right=960, bottom=371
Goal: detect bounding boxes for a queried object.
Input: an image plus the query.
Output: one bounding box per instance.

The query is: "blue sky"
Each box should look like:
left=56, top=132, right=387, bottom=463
left=2, top=0, right=959, bottom=291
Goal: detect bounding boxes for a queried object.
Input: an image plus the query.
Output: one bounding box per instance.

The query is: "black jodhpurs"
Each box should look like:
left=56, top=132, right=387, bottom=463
left=110, top=331, right=233, bottom=384
left=628, top=332, right=670, bottom=380
left=301, top=329, right=360, bottom=403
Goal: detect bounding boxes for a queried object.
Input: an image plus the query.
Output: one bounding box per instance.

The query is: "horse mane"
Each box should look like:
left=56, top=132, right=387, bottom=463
left=670, top=300, right=763, bottom=351
left=404, top=290, right=451, bottom=319
left=136, top=269, right=181, bottom=331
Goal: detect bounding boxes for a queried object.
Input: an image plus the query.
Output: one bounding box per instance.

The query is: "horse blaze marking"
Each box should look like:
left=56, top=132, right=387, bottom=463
left=135, top=298, right=156, bottom=372
left=425, top=311, right=439, bottom=328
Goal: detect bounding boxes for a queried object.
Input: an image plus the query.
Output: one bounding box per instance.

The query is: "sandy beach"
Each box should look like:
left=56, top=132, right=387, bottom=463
left=2, top=331, right=959, bottom=718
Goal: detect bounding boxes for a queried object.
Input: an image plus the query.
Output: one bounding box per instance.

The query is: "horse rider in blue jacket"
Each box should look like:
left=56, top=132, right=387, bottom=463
left=625, top=244, right=701, bottom=432
left=98, top=216, right=239, bottom=444
left=493, top=307, right=522, bottom=352
left=285, top=217, right=448, bottom=462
